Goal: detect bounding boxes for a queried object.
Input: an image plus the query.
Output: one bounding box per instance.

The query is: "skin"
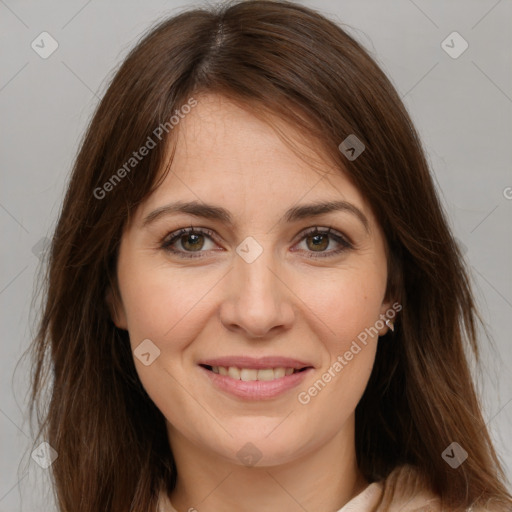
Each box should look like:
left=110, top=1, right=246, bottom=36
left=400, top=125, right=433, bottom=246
left=110, top=94, right=393, bottom=512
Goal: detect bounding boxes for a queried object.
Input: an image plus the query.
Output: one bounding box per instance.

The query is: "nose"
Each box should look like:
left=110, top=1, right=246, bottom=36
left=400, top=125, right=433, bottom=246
left=219, top=247, right=295, bottom=339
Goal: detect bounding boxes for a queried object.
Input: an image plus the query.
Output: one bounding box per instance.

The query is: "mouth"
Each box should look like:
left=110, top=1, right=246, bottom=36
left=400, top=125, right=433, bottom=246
left=198, top=357, right=314, bottom=400
left=200, top=364, right=310, bottom=381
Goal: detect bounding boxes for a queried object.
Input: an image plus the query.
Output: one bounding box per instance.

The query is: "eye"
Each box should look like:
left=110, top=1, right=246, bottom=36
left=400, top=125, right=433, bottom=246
left=292, top=226, right=353, bottom=258
left=161, top=227, right=219, bottom=258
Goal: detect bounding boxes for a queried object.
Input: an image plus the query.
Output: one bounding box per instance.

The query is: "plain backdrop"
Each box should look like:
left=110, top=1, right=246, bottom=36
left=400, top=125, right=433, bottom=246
left=1, top=0, right=511, bottom=510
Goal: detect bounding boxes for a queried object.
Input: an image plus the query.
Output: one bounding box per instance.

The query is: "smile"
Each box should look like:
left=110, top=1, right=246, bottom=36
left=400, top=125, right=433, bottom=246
left=203, top=365, right=308, bottom=381
left=198, top=357, right=314, bottom=400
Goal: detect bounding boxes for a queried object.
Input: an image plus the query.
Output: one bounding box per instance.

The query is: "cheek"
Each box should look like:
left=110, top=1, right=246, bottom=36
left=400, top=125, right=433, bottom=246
left=117, top=258, right=217, bottom=349
left=294, top=262, right=387, bottom=347
left=116, top=259, right=216, bottom=417
left=297, top=272, right=384, bottom=428
left=291, top=264, right=385, bottom=411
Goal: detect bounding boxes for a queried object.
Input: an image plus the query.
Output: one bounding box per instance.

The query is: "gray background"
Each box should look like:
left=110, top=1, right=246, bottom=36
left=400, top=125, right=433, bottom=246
left=1, top=0, right=511, bottom=510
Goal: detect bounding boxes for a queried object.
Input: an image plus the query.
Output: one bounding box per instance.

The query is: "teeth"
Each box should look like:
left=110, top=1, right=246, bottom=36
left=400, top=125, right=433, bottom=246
left=210, top=366, right=300, bottom=381
left=240, top=368, right=258, bottom=381
left=228, top=366, right=241, bottom=380
left=256, top=368, right=275, bottom=381
left=273, top=367, right=285, bottom=379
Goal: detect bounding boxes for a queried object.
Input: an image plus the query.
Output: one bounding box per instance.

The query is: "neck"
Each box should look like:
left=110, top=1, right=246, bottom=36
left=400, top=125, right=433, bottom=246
left=167, top=417, right=368, bottom=512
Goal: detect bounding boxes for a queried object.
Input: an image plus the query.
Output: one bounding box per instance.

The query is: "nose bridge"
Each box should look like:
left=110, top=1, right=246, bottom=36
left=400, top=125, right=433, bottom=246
left=220, top=237, right=294, bottom=337
left=239, top=250, right=277, bottom=303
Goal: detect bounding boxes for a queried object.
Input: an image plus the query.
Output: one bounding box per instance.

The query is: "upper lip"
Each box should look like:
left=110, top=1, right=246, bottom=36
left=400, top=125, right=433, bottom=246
left=198, top=356, right=314, bottom=370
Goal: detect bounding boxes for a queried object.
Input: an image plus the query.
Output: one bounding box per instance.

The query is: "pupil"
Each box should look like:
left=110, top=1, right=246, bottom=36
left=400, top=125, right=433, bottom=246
left=183, top=233, right=203, bottom=251
left=308, top=234, right=328, bottom=251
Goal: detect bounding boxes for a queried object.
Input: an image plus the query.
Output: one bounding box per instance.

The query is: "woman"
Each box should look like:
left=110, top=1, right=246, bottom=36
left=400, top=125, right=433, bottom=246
left=30, top=1, right=511, bottom=511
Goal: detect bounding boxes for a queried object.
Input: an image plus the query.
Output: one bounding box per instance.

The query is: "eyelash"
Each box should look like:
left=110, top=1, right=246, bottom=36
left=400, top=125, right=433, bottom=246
left=160, top=226, right=353, bottom=259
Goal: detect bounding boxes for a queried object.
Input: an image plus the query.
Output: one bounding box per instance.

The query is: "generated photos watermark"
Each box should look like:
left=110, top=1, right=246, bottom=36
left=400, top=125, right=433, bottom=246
left=93, top=97, right=197, bottom=200
left=297, top=301, right=402, bottom=405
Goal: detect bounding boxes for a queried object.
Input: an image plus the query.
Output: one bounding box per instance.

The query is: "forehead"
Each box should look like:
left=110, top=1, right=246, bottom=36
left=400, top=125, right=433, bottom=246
left=138, top=94, right=372, bottom=225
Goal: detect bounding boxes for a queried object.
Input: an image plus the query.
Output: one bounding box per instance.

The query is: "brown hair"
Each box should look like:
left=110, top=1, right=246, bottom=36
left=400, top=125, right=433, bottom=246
left=30, top=1, right=511, bottom=510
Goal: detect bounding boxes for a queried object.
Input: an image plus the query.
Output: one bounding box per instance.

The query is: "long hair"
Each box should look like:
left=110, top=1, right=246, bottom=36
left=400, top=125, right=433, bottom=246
left=30, top=1, right=511, bottom=510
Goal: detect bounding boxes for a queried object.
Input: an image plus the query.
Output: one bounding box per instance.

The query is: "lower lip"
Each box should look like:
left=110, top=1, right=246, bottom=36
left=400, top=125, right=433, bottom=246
left=199, top=366, right=313, bottom=400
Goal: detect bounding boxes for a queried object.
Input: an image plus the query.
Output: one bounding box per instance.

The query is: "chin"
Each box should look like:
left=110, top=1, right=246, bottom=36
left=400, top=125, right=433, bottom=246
left=211, top=424, right=315, bottom=468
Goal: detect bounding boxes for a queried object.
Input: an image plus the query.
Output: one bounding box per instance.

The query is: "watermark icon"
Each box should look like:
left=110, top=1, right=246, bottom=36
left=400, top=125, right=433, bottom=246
left=133, top=339, right=161, bottom=366
left=31, top=32, right=59, bottom=59
left=236, top=236, right=263, bottom=263
left=454, top=237, right=468, bottom=256
left=93, top=97, right=197, bottom=200
left=441, top=31, right=468, bottom=59
left=442, top=442, right=468, bottom=468
left=297, top=302, right=402, bottom=405
left=339, top=134, right=365, bottom=161
left=32, top=236, right=51, bottom=260
left=503, top=187, right=512, bottom=200
left=236, top=442, right=263, bottom=467
left=31, top=441, right=58, bottom=468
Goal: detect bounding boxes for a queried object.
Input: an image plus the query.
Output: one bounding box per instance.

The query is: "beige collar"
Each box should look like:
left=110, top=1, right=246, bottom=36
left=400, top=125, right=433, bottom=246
left=157, top=465, right=443, bottom=512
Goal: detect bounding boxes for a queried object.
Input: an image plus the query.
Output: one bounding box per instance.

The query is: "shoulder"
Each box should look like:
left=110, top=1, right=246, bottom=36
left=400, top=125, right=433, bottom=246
left=156, top=488, right=178, bottom=512
left=376, top=465, right=506, bottom=512
left=376, top=464, right=442, bottom=511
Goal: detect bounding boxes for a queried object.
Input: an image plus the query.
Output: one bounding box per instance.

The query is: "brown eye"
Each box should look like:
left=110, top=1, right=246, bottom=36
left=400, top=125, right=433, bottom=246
left=161, top=227, right=218, bottom=258
left=294, top=227, right=353, bottom=258
left=180, top=232, right=205, bottom=251
left=306, top=233, right=329, bottom=251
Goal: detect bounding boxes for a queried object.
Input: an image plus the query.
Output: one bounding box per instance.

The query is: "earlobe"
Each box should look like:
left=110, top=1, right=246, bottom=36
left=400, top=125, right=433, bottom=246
left=105, top=287, right=128, bottom=330
left=378, top=300, right=395, bottom=336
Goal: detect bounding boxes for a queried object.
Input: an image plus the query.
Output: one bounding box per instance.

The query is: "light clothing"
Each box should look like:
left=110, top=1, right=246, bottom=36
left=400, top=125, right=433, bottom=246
left=156, top=464, right=463, bottom=511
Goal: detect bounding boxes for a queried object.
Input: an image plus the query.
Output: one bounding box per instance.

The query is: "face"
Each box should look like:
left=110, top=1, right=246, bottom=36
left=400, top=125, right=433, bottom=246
left=111, top=94, right=392, bottom=467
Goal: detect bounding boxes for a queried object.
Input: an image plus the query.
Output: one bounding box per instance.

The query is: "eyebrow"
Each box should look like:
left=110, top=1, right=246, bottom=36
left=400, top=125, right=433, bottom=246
left=142, top=199, right=369, bottom=232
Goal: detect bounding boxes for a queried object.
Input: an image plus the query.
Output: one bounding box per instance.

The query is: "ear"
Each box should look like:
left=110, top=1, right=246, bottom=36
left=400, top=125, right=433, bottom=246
left=377, top=299, right=396, bottom=336
left=106, top=286, right=128, bottom=330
